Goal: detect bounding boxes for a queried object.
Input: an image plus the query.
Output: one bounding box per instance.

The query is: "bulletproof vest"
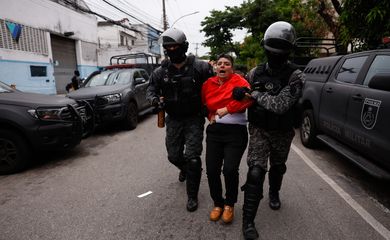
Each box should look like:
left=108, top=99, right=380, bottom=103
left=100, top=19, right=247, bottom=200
left=248, top=63, right=298, bottom=131
left=161, top=56, right=202, bottom=117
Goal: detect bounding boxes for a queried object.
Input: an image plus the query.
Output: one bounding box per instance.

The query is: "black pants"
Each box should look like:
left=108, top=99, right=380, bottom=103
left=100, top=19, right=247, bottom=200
left=206, top=123, right=248, bottom=207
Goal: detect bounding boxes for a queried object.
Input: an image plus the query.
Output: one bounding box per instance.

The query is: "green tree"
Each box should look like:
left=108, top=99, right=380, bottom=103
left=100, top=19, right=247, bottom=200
left=201, top=0, right=329, bottom=66
left=200, top=6, right=243, bottom=58
left=340, top=0, right=390, bottom=51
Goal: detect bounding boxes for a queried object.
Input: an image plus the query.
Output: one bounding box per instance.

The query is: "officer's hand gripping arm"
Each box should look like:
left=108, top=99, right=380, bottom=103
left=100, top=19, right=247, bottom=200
left=251, top=70, right=304, bottom=114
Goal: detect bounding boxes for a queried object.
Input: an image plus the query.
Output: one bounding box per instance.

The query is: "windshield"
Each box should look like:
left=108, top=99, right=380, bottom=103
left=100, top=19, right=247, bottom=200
left=85, top=70, right=115, bottom=87
left=0, top=81, right=13, bottom=93
left=84, top=69, right=134, bottom=86
left=106, top=70, right=132, bottom=85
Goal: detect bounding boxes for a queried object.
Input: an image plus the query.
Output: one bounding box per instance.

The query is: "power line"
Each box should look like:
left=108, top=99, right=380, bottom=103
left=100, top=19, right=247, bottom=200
left=116, top=0, right=161, bottom=27
left=60, top=0, right=142, bottom=34
left=102, top=0, right=161, bottom=34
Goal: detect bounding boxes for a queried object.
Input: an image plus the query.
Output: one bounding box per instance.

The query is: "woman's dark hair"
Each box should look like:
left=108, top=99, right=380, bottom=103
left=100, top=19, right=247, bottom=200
left=217, top=53, right=234, bottom=66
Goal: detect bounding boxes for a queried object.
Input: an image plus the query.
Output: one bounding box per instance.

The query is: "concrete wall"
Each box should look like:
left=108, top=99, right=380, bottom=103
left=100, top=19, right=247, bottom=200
left=0, top=0, right=98, bottom=94
left=97, top=23, right=162, bottom=66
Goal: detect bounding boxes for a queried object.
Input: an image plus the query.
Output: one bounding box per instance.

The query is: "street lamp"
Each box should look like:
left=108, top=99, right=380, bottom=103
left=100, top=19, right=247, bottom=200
left=171, top=11, right=200, bottom=28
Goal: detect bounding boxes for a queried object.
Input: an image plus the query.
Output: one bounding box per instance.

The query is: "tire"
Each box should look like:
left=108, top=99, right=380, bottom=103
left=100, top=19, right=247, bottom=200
left=0, top=129, right=31, bottom=174
left=123, top=101, right=138, bottom=130
left=300, top=109, right=318, bottom=148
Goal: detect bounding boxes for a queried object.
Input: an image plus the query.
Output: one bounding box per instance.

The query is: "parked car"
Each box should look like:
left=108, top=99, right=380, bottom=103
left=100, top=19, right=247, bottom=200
left=67, top=65, right=153, bottom=130
left=0, top=81, right=94, bottom=174
left=299, top=49, right=390, bottom=179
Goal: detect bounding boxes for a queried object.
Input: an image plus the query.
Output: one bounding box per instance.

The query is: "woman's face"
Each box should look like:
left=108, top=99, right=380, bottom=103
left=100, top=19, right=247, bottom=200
left=216, top=57, right=233, bottom=79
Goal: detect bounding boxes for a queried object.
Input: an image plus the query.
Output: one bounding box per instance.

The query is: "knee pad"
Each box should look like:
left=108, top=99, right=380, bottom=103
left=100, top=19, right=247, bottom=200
left=269, top=164, right=287, bottom=175
left=246, top=166, right=266, bottom=186
left=187, top=157, right=201, bottom=171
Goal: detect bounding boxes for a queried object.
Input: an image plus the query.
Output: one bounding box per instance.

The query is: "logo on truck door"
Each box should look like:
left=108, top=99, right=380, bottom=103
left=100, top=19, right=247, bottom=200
left=361, top=98, right=381, bottom=130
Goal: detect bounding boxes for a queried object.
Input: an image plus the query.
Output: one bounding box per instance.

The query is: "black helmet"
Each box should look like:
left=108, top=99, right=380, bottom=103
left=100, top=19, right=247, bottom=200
left=158, top=28, right=188, bottom=49
left=263, top=21, right=296, bottom=54
left=158, top=28, right=189, bottom=63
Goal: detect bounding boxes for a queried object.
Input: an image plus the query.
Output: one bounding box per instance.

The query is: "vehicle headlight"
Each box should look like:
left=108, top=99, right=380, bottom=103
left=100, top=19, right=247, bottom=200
left=102, top=93, right=121, bottom=104
left=28, top=107, right=68, bottom=121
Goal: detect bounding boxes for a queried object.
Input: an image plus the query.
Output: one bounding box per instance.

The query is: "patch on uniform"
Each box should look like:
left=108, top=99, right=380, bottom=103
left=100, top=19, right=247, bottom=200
left=361, top=98, right=381, bottom=130
left=265, top=82, right=274, bottom=90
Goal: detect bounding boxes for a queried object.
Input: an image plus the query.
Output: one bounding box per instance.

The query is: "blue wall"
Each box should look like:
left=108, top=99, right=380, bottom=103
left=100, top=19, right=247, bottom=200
left=0, top=59, right=56, bottom=94
left=0, top=60, right=98, bottom=95
left=78, top=65, right=99, bottom=80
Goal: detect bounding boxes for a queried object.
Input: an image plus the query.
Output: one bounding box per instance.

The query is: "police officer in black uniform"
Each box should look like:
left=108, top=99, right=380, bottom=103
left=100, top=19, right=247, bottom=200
left=147, top=28, right=214, bottom=212
left=233, top=21, right=304, bottom=239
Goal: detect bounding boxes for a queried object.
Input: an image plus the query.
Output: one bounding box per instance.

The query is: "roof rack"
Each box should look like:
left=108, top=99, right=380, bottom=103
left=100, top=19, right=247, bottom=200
left=295, top=37, right=337, bottom=56
left=109, top=53, right=158, bottom=65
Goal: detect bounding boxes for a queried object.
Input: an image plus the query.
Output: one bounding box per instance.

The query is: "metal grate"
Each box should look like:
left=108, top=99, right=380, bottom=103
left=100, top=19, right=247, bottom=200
left=0, top=19, right=48, bottom=55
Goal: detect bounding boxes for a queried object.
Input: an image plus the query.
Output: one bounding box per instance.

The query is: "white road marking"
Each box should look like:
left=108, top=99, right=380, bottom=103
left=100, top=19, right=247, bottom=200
left=137, top=191, right=153, bottom=198
left=292, top=144, right=390, bottom=240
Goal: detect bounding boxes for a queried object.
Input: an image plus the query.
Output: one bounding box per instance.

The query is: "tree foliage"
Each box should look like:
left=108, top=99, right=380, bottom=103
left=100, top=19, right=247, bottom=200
left=340, top=0, right=390, bottom=51
left=201, top=6, right=243, bottom=58
left=200, top=0, right=390, bottom=67
left=200, top=0, right=329, bottom=67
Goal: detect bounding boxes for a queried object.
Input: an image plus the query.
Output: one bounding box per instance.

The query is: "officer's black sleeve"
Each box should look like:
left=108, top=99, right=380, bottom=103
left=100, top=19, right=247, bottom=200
left=146, top=67, right=163, bottom=106
left=199, top=61, right=214, bottom=82
left=251, top=69, right=305, bottom=114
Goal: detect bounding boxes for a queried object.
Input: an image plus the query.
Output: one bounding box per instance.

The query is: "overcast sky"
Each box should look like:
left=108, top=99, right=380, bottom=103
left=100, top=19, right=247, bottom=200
left=84, top=0, right=247, bottom=56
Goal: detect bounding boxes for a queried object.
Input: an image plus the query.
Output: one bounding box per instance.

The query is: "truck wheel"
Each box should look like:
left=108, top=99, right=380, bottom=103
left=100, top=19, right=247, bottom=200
left=123, top=101, right=138, bottom=130
left=0, top=129, right=31, bottom=174
left=300, top=109, right=318, bottom=148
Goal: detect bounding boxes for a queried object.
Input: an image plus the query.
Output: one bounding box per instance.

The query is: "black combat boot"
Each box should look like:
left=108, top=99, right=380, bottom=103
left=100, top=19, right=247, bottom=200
left=242, top=183, right=263, bottom=240
left=186, top=198, right=198, bottom=212
left=269, top=190, right=281, bottom=210
left=268, top=164, right=286, bottom=210
left=242, top=167, right=265, bottom=240
left=186, top=158, right=202, bottom=212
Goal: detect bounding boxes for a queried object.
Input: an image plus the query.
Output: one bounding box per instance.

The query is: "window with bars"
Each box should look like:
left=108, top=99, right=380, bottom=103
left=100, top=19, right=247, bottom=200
left=0, top=19, right=48, bottom=55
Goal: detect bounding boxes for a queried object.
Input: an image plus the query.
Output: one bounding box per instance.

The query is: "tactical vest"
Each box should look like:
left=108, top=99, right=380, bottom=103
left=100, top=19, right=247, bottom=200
left=160, top=56, right=203, bottom=118
left=248, top=63, right=298, bottom=131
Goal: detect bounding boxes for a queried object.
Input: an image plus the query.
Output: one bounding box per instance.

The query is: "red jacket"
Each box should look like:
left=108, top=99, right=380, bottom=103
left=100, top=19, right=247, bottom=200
left=202, top=73, right=253, bottom=121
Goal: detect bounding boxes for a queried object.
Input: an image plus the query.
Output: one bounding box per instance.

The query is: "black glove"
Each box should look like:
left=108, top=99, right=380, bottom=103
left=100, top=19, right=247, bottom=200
left=288, top=70, right=304, bottom=95
left=288, top=70, right=304, bottom=86
left=157, top=100, right=165, bottom=110
left=232, top=87, right=251, bottom=101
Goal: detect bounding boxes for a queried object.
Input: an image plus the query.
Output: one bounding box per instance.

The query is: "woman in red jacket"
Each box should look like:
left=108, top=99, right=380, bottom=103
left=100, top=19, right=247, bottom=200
left=202, top=54, right=253, bottom=223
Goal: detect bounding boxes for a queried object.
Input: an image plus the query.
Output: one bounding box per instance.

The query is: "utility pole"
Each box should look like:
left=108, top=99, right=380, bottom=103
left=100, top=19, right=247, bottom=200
left=162, top=0, right=168, bottom=30
left=193, top=43, right=199, bottom=56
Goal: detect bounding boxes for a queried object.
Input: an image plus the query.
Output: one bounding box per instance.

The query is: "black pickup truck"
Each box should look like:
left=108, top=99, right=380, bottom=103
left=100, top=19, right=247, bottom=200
left=299, top=49, right=390, bottom=179
left=0, top=81, right=93, bottom=174
left=67, top=53, right=158, bottom=130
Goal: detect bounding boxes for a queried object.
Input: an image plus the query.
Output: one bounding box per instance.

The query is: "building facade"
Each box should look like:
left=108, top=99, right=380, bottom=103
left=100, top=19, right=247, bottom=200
left=97, top=19, right=161, bottom=66
left=0, top=0, right=99, bottom=94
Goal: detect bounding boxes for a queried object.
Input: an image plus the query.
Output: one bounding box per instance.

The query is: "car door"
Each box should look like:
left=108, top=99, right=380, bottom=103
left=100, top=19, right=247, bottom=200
left=319, top=55, right=369, bottom=141
left=133, top=70, right=149, bottom=110
left=345, top=53, right=390, bottom=169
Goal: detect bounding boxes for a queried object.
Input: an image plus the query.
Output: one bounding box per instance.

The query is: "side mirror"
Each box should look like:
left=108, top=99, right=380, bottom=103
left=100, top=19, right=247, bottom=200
left=135, top=77, right=146, bottom=85
left=368, top=73, right=390, bottom=91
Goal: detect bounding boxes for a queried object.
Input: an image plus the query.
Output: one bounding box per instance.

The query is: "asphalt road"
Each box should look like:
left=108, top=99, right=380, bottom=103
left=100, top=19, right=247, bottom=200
left=0, top=114, right=389, bottom=240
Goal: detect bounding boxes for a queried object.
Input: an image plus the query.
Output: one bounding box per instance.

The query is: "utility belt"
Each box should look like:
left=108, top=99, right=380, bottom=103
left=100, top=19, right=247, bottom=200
left=165, top=97, right=202, bottom=118
left=162, top=70, right=202, bottom=117
left=248, top=105, right=294, bottom=131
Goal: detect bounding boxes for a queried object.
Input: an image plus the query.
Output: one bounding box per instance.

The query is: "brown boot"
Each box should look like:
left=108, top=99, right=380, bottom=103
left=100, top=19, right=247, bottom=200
left=221, top=205, right=234, bottom=223
left=209, top=207, right=223, bottom=221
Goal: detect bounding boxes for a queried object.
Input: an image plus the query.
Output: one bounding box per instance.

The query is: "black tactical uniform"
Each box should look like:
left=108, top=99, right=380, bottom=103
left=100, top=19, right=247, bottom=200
left=146, top=28, right=214, bottom=212
left=239, top=21, right=305, bottom=240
